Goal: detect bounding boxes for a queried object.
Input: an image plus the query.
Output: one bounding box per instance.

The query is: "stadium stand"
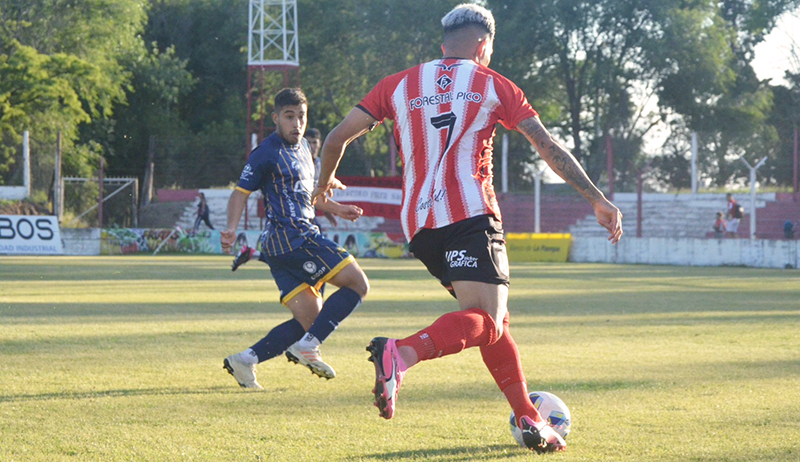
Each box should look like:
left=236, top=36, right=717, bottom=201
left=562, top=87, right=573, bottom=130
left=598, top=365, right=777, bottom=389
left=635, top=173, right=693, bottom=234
left=157, top=188, right=799, bottom=240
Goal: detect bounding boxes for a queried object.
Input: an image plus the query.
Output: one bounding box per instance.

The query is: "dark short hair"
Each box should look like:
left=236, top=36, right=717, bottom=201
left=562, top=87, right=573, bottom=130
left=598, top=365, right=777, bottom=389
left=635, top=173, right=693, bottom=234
left=305, top=128, right=321, bottom=140
left=274, top=88, right=307, bottom=111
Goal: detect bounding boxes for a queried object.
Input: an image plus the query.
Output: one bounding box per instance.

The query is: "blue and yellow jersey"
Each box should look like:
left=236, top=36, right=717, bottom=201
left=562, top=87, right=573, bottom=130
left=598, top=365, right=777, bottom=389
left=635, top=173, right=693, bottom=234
left=236, top=132, right=320, bottom=256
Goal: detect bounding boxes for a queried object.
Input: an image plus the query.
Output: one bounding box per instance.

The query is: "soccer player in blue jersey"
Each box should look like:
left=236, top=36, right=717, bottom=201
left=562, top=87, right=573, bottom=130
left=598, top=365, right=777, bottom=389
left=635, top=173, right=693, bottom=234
left=230, top=127, right=353, bottom=272
left=220, top=88, right=370, bottom=388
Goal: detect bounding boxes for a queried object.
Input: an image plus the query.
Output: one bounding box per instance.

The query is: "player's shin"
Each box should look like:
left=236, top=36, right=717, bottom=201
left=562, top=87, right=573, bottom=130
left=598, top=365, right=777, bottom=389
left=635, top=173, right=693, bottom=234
left=305, top=287, right=361, bottom=343
left=479, top=313, right=543, bottom=425
left=396, top=307, right=498, bottom=363
left=249, top=318, right=306, bottom=362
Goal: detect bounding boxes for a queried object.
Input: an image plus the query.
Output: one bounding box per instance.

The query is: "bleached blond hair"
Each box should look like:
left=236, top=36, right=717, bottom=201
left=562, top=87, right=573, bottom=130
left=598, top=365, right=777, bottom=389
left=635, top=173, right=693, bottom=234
left=441, top=3, right=495, bottom=39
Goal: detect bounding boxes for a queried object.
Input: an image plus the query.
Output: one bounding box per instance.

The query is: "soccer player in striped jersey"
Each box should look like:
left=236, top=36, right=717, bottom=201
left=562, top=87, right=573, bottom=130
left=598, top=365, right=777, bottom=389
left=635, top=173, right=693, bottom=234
left=220, top=88, right=369, bottom=388
left=313, top=4, right=623, bottom=454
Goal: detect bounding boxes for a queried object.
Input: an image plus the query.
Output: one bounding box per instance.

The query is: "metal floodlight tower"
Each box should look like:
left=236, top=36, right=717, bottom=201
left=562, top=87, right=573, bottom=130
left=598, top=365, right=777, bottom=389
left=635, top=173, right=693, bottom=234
left=244, top=0, right=300, bottom=230
left=248, top=0, right=298, bottom=67
left=246, top=0, right=300, bottom=145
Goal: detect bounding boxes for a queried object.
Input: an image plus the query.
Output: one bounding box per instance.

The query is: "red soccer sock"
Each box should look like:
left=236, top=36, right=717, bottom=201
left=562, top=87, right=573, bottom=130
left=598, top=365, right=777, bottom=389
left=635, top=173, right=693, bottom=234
left=479, top=313, right=542, bottom=424
left=397, top=308, right=498, bottom=362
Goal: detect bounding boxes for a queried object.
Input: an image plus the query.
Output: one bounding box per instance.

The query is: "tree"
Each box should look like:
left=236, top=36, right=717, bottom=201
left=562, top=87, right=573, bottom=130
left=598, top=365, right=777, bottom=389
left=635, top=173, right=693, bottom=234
left=767, top=72, right=800, bottom=187
left=487, top=0, right=799, bottom=191
left=0, top=0, right=147, bottom=192
left=297, top=0, right=461, bottom=177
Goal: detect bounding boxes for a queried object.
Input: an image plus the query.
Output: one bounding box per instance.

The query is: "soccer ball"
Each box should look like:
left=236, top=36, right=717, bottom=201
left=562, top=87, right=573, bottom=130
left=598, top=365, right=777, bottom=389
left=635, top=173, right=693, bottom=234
left=509, top=391, right=571, bottom=446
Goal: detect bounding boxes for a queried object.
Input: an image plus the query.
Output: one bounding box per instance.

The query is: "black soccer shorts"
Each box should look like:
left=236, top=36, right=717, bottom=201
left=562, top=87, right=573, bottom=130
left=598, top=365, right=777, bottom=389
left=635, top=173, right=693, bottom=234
left=409, top=214, right=510, bottom=294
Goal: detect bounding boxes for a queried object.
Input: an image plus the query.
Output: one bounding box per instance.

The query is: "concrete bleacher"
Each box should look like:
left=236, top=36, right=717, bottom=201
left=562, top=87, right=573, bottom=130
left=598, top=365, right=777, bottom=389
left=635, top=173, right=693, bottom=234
left=565, top=192, right=800, bottom=240
left=567, top=193, right=736, bottom=238
left=163, top=189, right=263, bottom=232
left=755, top=193, right=800, bottom=240
left=498, top=193, right=593, bottom=233
left=159, top=188, right=800, bottom=240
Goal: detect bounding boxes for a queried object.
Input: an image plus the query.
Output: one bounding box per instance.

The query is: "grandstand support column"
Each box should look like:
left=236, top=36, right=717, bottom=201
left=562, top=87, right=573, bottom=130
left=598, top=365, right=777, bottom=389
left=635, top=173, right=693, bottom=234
left=23, top=131, right=30, bottom=199
left=501, top=133, right=508, bottom=193
left=141, top=136, right=155, bottom=208
left=533, top=169, right=542, bottom=233
left=132, top=178, right=139, bottom=228
left=691, top=132, right=698, bottom=194
left=54, top=131, right=62, bottom=221
left=633, top=160, right=653, bottom=238
left=605, top=133, right=614, bottom=200
left=794, top=126, right=798, bottom=196
left=98, top=158, right=105, bottom=228
left=740, top=156, right=767, bottom=240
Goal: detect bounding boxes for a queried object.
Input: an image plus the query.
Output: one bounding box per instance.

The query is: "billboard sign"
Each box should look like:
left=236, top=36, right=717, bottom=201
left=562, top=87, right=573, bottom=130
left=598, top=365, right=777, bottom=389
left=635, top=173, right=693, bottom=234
left=0, top=215, right=64, bottom=255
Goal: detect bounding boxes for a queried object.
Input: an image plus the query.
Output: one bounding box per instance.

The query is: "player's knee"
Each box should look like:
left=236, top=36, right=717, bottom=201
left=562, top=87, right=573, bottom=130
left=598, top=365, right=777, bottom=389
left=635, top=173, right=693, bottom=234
left=340, top=271, right=369, bottom=299
left=488, top=309, right=507, bottom=342
left=492, top=322, right=504, bottom=341
left=352, top=275, right=369, bottom=299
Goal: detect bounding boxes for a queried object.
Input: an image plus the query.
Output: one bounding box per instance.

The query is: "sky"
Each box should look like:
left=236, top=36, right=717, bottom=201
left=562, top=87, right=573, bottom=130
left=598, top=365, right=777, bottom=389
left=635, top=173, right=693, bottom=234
left=752, top=9, right=799, bottom=84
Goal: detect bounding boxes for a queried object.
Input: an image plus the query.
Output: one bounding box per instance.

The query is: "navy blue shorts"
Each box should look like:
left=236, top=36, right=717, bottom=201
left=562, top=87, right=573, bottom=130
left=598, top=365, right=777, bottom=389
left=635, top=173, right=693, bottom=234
left=265, top=233, right=354, bottom=305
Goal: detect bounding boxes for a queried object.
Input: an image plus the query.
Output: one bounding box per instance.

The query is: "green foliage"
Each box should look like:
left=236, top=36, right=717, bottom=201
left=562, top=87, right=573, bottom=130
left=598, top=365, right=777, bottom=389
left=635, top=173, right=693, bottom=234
left=766, top=72, right=800, bottom=186
left=489, top=0, right=799, bottom=190
left=105, top=43, right=196, bottom=181
left=3, top=0, right=799, bottom=195
left=297, top=0, right=461, bottom=176
left=0, top=0, right=147, bottom=192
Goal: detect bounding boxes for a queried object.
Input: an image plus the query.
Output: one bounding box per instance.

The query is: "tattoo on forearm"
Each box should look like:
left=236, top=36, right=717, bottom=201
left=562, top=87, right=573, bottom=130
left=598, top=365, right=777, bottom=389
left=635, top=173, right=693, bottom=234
left=517, top=118, right=601, bottom=202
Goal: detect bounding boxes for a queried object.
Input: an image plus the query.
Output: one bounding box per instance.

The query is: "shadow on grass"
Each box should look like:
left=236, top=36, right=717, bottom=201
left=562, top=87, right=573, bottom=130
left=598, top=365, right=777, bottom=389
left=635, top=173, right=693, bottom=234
left=0, top=385, right=285, bottom=403
left=354, top=444, right=522, bottom=461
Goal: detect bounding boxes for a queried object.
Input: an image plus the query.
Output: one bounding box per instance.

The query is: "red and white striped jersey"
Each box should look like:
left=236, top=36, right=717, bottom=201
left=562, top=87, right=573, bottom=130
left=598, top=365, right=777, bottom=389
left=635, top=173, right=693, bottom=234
left=358, top=58, right=537, bottom=241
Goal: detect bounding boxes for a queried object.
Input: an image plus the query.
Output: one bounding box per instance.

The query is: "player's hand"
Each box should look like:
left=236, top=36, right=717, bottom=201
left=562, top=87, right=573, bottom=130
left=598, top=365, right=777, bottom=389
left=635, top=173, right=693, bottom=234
left=336, top=205, right=363, bottom=222
left=594, top=199, right=623, bottom=244
left=220, top=229, right=236, bottom=254
left=323, top=211, right=339, bottom=227
left=312, top=178, right=347, bottom=205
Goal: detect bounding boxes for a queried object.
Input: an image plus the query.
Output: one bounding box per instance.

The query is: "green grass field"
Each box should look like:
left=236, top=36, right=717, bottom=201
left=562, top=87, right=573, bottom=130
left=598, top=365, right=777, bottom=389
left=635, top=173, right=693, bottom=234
left=1, top=256, right=799, bottom=461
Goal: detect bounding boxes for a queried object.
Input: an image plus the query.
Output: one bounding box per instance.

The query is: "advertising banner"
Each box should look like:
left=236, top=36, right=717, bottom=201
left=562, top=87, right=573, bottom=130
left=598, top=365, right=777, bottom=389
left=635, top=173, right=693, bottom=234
left=0, top=215, right=64, bottom=255
left=334, top=176, right=402, bottom=219
left=506, top=233, right=571, bottom=262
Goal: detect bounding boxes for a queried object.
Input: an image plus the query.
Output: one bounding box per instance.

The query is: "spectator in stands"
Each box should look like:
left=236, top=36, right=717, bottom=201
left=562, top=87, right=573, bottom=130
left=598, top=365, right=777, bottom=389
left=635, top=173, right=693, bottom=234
left=713, top=211, right=726, bottom=238
left=784, top=220, right=795, bottom=239
left=725, top=193, right=742, bottom=238
left=193, top=192, right=214, bottom=232
left=220, top=88, right=368, bottom=389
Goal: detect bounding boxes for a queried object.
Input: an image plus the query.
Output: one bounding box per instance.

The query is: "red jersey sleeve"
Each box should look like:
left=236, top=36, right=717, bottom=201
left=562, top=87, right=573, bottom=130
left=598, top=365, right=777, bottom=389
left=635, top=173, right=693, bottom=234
left=357, top=76, right=392, bottom=122
left=492, top=73, right=538, bottom=130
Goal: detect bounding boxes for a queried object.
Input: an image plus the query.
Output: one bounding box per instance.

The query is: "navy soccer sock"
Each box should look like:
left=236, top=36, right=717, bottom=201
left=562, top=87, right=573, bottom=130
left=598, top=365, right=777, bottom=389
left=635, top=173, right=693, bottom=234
left=307, top=287, right=362, bottom=343
left=249, top=318, right=306, bottom=363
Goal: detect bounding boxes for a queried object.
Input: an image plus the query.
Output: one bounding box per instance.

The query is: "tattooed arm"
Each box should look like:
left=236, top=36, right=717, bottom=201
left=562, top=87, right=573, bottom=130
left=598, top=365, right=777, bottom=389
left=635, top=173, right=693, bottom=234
left=516, top=116, right=623, bottom=244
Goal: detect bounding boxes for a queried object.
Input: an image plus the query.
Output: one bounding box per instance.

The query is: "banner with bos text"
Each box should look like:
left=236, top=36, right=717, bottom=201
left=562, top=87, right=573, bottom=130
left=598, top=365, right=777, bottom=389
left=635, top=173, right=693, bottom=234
left=0, top=215, right=64, bottom=255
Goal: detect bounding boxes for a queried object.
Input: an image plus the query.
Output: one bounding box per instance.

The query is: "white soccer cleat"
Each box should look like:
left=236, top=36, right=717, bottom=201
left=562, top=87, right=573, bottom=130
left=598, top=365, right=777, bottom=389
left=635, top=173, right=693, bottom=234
left=285, top=342, right=336, bottom=379
left=223, top=354, right=263, bottom=390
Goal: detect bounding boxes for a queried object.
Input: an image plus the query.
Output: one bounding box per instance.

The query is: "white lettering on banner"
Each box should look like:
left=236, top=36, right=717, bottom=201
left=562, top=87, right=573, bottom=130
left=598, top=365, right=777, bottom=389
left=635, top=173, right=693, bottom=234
left=330, top=187, right=402, bottom=205
left=0, top=215, right=64, bottom=255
